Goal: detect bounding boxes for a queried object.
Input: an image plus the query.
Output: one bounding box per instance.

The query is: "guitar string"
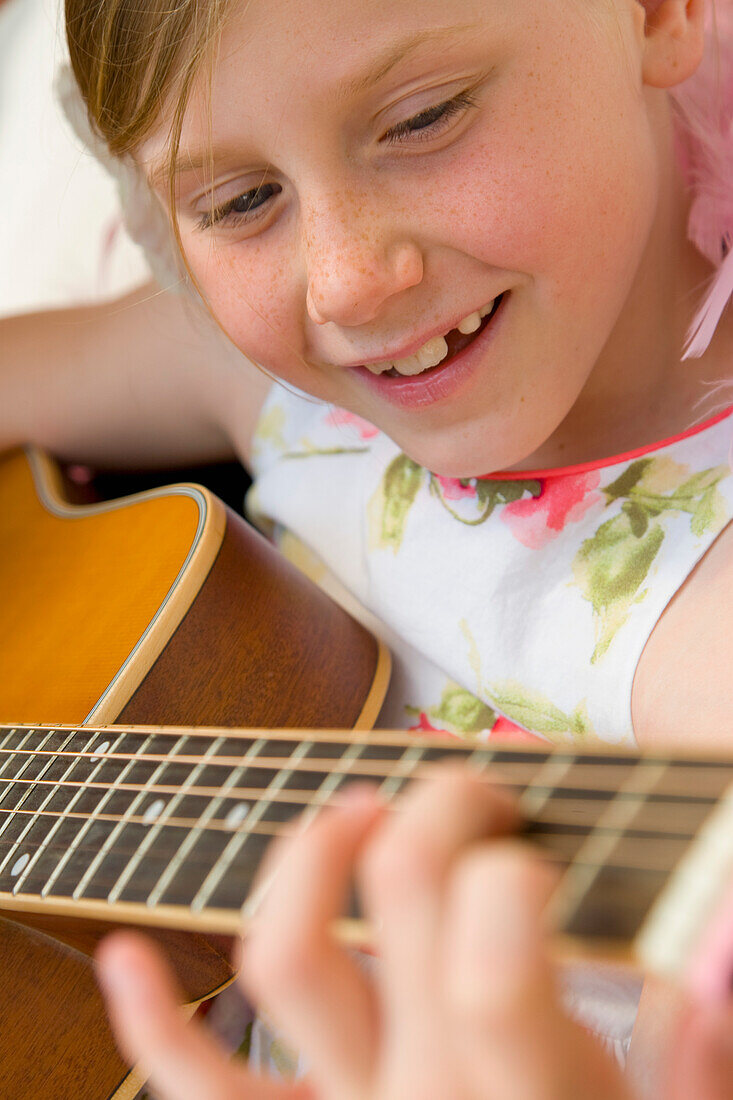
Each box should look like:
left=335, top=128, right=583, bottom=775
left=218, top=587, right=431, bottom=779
left=4, top=726, right=733, bottom=778
left=0, top=799, right=702, bottom=879
left=0, top=814, right=682, bottom=901
left=0, top=745, right=730, bottom=800
left=8, top=721, right=733, bottom=763
left=0, top=734, right=709, bottom=918
left=0, top=738, right=723, bottom=892
left=0, top=749, right=723, bottom=847
left=0, top=770, right=717, bottom=820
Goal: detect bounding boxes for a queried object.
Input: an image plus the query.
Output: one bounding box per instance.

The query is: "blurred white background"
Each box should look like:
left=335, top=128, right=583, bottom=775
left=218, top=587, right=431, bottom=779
left=0, top=0, right=149, bottom=316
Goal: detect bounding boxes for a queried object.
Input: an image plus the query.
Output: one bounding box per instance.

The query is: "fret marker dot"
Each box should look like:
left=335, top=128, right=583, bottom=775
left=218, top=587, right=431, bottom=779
left=91, top=741, right=110, bottom=761
left=143, top=799, right=166, bottom=824
left=10, top=853, right=29, bottom=878
left=225, top=803, right=250, bottom=828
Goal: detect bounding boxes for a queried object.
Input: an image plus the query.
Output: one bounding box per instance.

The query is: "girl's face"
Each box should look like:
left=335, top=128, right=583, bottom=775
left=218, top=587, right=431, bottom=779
left=145, top=0, right=669, bottom=476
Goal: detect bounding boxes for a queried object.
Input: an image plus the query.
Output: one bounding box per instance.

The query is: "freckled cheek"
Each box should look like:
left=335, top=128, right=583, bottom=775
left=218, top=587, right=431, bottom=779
left=186, top=240, right=303, bottom=368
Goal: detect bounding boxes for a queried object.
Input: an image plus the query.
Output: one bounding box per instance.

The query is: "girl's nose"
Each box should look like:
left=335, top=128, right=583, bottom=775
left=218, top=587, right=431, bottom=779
left=303, top=206, right=424, bottom=327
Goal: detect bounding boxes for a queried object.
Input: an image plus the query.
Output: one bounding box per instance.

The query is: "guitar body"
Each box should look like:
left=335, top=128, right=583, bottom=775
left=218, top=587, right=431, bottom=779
left=0, top=448, right=389, bottom=1098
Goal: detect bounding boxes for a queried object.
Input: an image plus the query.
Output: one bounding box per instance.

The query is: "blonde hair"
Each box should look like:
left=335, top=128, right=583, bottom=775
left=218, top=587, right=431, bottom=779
left=65, top=0, right=233, bottom=158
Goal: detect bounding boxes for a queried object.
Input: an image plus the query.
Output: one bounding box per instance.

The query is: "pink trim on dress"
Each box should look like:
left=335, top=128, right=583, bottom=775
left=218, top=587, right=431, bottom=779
left=479, top=406, right=733, bottom=482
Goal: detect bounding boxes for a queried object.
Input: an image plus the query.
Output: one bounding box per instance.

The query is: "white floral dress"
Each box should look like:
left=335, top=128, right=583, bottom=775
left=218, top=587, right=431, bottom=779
left=248, top=389, right=733, bottom=747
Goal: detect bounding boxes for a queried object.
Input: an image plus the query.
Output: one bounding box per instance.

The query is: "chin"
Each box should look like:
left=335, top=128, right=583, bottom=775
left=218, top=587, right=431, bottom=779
left=398, top=427, right=535, bottom=480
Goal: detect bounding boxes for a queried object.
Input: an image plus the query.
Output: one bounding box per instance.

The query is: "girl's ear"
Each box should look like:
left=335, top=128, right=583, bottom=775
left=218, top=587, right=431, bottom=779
left=641, top=0, right=706, bottom=88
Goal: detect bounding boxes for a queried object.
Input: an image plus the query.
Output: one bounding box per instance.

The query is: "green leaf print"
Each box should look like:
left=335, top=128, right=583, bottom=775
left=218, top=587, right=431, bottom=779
left=368, top=455, right=425, bottom=552
left=621, top=499, right=649, bottom=538
left=574, top=511, right=665, bottom=663
left=408, top=682, right=498, bottom=736
left=430, top=476, right=538, bottom=525
left=488, top=680, right=594, bottom=743
left=283, top=444, right=369, bottom=460
left=692, top=483, right=727, bottom=536
left=603, top=459, right=653, bottom=502
left=575, top=457, right=730, bottom=661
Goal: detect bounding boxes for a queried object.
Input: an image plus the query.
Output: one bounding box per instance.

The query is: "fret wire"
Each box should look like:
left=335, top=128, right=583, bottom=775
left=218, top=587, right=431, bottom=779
left=146, top=737, right=267, bottom=907
left=546, top=761, right=669, bottom=933
left=300, top=739, right=368, bottom=825
left=52, top=730, right=151, bottom=900
left=0, top=727, right=23, bottom=821
left=197, top=737, right=370, bottom=913
left=39, top=728, right=136, bottom=898
left=106, top=732, right=195, bottom=903
left=9, top=727, right=106, bottom=894
left=190, top=739, right=313, bottom=912
left=0, top=745, right=732, bottom=800
left=0, top=728, right=46, bottom=848
left=515, top=754, right=573, bottom=818
left=69, top=732, right=185, bottom=901
left=0, top=727, right=81, bottom=883
left=378, top=745, right=424, bottom=799
left=107, top=734, right=227, bottom=903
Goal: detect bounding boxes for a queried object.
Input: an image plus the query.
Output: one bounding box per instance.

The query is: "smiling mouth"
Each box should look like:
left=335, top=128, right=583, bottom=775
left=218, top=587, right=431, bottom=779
left=363, top=294, right=505, bottom=380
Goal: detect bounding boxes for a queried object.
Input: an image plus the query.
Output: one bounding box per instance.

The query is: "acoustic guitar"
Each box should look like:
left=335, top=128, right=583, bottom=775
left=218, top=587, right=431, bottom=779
left=1, top=448, right=733, bottom=1098
left=0, top=446, right=389, bottom=1098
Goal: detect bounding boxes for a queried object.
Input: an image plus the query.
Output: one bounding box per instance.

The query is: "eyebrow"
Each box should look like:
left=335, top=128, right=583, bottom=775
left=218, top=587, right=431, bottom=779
left=337, top=23, right=482, bottom=101
left=151, top=23, right=481, bottom=187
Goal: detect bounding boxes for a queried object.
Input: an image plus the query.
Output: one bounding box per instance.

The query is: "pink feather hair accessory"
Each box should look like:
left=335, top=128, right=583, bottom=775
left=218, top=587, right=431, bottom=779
left=671, top=1, right=733, bottom=357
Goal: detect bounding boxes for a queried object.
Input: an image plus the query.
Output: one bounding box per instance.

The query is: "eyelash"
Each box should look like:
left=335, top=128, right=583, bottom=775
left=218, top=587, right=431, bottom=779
left=197, top=90, right=478, bottom=231
left=382, top=89, right=478, bottom=145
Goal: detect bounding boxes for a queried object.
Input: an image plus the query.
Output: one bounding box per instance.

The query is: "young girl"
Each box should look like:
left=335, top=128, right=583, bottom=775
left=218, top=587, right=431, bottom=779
left=4, top=0, right=733, bottom=1094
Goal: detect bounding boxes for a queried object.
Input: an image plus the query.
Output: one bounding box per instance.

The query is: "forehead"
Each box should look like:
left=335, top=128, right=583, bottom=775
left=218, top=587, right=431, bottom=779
left=200, top=0, right=519, bottom=108
left=144, top=0, right=612, bottom=180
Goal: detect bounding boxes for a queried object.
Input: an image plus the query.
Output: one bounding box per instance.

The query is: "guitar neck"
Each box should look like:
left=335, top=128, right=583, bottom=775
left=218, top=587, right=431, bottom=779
left=1, top=722, right=732, bottom=978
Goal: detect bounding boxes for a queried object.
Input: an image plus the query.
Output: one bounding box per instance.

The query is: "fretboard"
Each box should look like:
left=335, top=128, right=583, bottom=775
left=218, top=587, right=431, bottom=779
left=1, top=723, right=731, bottom=977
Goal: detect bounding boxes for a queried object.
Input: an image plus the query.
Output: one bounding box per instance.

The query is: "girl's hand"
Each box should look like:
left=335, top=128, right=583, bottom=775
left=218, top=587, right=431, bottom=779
left=96, top=768, right=733, bottom=1100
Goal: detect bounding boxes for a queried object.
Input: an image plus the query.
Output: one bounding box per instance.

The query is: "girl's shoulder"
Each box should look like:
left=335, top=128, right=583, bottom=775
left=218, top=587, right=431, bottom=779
left=632, top=516, right=733, bottom=750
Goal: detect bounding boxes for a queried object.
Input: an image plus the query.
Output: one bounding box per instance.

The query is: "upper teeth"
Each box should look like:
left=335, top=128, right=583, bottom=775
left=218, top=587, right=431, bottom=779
left=365, top=300, right=496, bottom=376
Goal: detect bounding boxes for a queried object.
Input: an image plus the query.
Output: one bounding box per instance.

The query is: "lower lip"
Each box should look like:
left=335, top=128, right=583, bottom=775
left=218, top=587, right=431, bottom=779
left=352, top=293, right=509, bottom=410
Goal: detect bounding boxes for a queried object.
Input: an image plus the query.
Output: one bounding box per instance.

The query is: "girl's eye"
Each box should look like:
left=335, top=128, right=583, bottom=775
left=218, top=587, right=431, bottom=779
left=382, top=90, right=478, bottom=146
left=198, top=181, right=282, bottom=231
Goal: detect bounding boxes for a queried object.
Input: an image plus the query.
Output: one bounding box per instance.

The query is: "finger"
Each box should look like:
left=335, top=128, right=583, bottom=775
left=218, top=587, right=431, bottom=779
left=243, top=785, right=383, bottom=1096
left=359, top=767, right=518, bottom=1070
left=442, top=843, right=630, bottom=1100
left=97, top=932, right=309, bottom=1100
left=667, top=1006, right=733, bottom=1100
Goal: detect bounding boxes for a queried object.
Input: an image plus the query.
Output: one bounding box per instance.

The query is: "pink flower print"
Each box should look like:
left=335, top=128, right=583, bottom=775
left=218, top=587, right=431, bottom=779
left=434, top=476, right=478, bottom=501
left=408, top=712, right=455, bottom=738
left=488, top=716, right=547, bottom=745
left=500, top=471, right=602, bottom=549
left=325, top=408, right=379, bottom=439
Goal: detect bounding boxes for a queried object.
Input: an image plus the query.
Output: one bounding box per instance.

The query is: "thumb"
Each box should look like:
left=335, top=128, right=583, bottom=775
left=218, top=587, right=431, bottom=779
left=97, top=931, right=313, bottom=1100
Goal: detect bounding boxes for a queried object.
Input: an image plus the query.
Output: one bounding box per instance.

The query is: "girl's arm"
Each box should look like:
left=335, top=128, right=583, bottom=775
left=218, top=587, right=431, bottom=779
left=0, top=281, right=271, bottom=470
